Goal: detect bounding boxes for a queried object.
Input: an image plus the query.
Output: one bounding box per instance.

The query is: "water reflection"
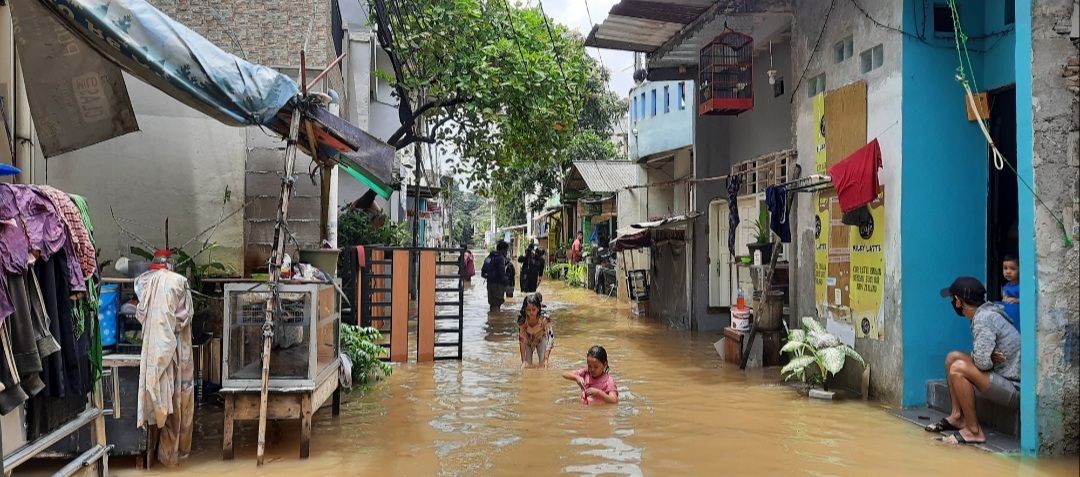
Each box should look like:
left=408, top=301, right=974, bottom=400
left=106, top=278, right=1078, bottom=477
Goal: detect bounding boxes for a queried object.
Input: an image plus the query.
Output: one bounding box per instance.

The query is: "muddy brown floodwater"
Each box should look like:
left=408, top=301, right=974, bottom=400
left=112, top=280, right=1077, bottom=477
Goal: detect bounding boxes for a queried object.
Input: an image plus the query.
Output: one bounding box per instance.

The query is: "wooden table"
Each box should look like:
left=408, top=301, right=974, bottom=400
left=220, top=360, right=341, bottom=460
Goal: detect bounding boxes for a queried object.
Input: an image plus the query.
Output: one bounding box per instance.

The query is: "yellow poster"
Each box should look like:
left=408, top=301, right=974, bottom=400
left=814, top=195, right=830, bottom=316
left=813, top=93, right=827, bottom=175
left=850, top=196, right=886, bottom=340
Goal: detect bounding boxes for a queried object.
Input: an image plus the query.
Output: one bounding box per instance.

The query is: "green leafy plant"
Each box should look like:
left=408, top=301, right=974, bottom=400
left=338, top=210, right=408, bottom=247
left=341, top=324, right=393, bottom=386
left=752, top=220, right=771, bottom=244
left=752, top=208, right=771, bottom=244
left=781, top=317, right=865, bottom=390
left=130, top=244, right=232, bottom=288
left=547, top=263, right=569, bottom=280
left=565, top=263, right=588, bottom=288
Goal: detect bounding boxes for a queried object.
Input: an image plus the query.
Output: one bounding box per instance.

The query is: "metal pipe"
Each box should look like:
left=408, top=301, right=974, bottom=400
left=54, top=444, right=111, bottom=477
left=2, top=409, right=102, bottom=470
left=305, top=53, right=347, bottom=92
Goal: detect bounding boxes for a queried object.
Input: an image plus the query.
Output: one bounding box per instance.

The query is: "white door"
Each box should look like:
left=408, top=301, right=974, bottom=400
left=709, top=200, right=733, bottom=307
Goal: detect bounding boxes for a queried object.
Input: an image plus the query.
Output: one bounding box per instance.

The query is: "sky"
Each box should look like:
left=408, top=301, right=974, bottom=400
left=535, top=0, right=636, bottom=98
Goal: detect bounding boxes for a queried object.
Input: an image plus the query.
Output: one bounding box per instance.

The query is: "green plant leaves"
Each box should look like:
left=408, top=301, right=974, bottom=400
left=818, top=347, right=849, bottom=375
left=780, top=340, right=808, bottom=354
left=837, top=344, right=866, bottom=367
left=341, top=324, right=393, bottom=386
left=781, top=355, right=817, bottom=376
left=802, top=316, right=825, bottom=334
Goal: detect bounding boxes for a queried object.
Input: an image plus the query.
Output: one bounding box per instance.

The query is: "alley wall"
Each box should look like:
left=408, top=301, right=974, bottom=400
left=791, top=0, right=905, bottom=405
left=1027, top=0, right=1079, bottom=455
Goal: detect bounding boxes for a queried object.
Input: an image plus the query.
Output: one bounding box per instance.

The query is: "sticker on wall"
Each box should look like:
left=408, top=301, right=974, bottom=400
left=851, top=194, right=886, bottom=340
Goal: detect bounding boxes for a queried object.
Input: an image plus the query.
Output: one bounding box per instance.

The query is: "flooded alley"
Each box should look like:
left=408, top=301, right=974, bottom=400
left=112, top=281, right=1077, bottom=477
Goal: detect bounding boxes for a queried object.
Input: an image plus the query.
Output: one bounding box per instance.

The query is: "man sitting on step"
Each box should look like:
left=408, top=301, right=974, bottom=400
left=925, top=276, right=1021, bottom=445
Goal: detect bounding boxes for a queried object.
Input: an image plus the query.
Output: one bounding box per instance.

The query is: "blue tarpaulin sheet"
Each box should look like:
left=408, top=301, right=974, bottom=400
left=35, top=0, right=298, bottom=126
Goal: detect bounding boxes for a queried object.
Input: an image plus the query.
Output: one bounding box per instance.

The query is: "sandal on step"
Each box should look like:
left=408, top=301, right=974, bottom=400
left=937, top=432, right=984, bottom=445
left=925, top=417, right=960, bottom=433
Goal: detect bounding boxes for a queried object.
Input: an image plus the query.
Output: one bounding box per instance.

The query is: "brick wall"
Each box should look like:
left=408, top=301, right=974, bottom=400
left=151, top=0, right=333, bottom=68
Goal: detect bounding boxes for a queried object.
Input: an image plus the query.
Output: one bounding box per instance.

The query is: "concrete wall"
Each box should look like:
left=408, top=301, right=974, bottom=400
left=899, top=0, right=989, bottom=406
left=36, top=74, right=248, bottom=272
left=629, top=80, right=694, bottom=160
left=690, top=39, right=795, bottom=331
left=790, top=0, right=906, bottom=405
left=1024, top=0, right=1080, bottom=455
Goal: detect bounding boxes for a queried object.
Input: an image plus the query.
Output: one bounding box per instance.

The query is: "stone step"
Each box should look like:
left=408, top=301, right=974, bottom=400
left=926, top=380, right=1020, bottom=437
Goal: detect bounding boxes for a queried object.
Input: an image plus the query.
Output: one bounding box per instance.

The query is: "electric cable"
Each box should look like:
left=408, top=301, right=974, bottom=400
left=790, top=0, right=836, bottom=102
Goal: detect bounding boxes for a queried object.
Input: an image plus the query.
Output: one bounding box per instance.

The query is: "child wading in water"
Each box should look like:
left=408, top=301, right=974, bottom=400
left=518, top=293, right=554, bottom=368
left=562, top=346, right=618, bottom=405
left=1000, top=255, right=1020, bottom=332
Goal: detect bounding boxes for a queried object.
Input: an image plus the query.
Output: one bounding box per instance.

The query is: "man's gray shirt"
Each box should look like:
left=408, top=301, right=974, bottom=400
left=971, top=302, right=1021, bottom=381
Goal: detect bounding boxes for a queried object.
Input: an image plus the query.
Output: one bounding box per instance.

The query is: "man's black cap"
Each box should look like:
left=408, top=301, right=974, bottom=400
left=940, top=276, right=987, bottom=305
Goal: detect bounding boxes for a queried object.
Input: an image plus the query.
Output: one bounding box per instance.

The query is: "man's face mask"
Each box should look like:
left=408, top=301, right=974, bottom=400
left=952, top=296, right=965, bottom=316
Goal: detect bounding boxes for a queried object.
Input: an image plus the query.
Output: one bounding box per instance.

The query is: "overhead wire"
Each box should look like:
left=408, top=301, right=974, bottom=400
left=790, top=0, right=836, bottom=102
left=582, top=0, right=607, bottom=72
left=536, top=0, right=576, bottom=98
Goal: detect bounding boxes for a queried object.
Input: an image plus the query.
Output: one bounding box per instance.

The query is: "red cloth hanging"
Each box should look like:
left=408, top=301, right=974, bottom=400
left=828, top=138, right=883, bottom=213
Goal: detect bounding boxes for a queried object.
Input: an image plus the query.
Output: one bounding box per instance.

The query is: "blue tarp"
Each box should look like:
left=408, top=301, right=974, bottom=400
left=36, top=0, right=298, bottom=126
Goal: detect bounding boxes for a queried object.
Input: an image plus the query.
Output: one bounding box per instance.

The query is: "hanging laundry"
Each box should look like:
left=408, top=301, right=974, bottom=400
left=726, top=175, right=741, bottom=256
left=841, top=204, right=874, bottom=229
left=765, top=185, right=792, bottom=243
left=827, top=138, right=883, bottom=213
left=0, top=184, right=86, bottom=292
left=135, top=264, right=194, bottom=467
left=37, top=185, right=97, bottom=278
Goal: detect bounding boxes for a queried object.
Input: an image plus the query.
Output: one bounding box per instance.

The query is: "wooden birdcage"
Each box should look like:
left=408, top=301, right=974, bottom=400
left=698, top=31, right=754, bottom=115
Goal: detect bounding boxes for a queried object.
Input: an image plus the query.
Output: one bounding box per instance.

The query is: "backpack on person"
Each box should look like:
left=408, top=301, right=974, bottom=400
left=481, top=254, right=496, bottom=280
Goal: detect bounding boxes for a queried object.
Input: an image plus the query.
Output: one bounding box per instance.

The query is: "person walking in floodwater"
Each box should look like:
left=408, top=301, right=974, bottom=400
left=481, top=241, right=511, bottom=311
left=518, top=293, right=553, bottom=368
left=562, top=345, right=618, bottom=405
left=463, top=248, right=475, bottom=283
left=518, top=244, right=545, bottom=293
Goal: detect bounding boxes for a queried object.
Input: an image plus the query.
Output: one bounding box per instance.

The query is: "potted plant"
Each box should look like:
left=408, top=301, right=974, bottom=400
left=746, top=208, right=774, bottom=263
left=780, top=317, right=865, bottom=399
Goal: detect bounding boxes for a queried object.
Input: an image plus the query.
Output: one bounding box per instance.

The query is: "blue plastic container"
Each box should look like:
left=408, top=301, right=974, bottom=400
left=99, top=284, right=119, bottom=347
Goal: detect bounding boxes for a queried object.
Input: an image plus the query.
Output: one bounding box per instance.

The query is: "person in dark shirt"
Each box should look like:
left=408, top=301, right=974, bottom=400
left=482, top=241, right=510, bottom=311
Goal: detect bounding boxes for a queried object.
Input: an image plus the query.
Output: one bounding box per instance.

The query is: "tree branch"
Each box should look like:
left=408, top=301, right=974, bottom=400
left=387, top=96, right=470, bottom=149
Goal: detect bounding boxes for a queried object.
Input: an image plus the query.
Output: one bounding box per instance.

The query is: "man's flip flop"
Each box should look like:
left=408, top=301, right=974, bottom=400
left=938, top=433, right=984, bottom=445
left=925, top=417, right=960, bottom=432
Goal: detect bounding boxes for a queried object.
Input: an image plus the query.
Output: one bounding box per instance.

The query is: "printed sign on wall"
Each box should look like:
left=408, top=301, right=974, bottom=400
left=850, top=197, right=886, bottom=340
left=814, top=195, right=830, bottom=315
left=813, top=93, right=827, bottom=175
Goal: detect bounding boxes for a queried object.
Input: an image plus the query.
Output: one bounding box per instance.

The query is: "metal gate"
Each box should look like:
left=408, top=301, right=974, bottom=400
left=356, top=246, right=466, bottom=362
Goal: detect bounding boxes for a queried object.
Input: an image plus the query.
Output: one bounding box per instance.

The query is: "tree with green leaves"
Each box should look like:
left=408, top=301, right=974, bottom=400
left=368, top=0, right=624, bottom=215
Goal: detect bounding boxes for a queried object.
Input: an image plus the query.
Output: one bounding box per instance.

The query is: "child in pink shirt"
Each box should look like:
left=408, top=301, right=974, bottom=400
left=562, top=345, right=618, bottom=405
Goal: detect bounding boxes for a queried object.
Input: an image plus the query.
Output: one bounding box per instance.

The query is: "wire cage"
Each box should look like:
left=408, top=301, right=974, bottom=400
left=698, top=31, right=754, bottom=116
left=222, top=282, right=340, bottom=389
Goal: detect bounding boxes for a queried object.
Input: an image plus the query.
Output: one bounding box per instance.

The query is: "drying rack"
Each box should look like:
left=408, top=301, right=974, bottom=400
left=739, top=170, right=834, bottom=369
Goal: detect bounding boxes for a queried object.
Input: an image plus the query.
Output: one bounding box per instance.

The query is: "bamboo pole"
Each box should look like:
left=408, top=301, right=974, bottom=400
left=256, top=99, right=304, bottom=467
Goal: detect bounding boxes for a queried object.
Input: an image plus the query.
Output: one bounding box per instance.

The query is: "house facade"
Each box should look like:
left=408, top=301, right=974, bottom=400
left=589, top=0, right=1079, bottom=454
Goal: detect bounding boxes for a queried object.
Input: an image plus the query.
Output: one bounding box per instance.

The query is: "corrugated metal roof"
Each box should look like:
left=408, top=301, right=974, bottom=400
left=585, top=0, right=793, bottom=70
left=585, top=0, right=712, bottom=52
left=571, top=161, right=640, bottom=193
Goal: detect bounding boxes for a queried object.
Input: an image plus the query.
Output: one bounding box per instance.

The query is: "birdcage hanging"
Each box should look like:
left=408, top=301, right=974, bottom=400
left=698, top=30, right=754, bottom=116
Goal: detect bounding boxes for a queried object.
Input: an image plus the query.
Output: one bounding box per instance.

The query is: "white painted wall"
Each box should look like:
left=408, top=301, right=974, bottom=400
left=34, top=73, right=247, bottom=273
